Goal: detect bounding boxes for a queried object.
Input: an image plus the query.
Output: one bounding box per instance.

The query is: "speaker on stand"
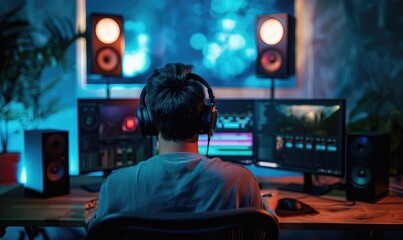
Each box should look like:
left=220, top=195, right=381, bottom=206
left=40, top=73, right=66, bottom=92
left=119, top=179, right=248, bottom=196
left=346, top=132, right=390, bottom=203
left=256, top=13, right=295, bottom=78
left=88, top=14, right=124, bottom=98
left=256, top=13, right=295, bottom=99
left=24, top=130, right=70, bottom=198
left=89, top=14, right=124, bottom=76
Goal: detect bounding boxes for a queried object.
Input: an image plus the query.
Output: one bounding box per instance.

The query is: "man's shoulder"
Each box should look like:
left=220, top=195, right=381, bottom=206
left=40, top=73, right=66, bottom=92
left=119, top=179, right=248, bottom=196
left=104, top=162, right=145, bottom=182
left=208, top=157, right=254, bottom=175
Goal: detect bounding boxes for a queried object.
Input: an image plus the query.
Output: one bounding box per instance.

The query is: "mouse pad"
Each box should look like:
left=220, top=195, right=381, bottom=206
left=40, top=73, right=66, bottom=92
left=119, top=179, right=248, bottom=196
left=275, top=201, right=319, bottom=217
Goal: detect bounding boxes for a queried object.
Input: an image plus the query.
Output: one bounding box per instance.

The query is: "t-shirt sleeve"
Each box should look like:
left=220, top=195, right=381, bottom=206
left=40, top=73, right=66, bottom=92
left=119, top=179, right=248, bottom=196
left=86, top=177, right=111, bottom=230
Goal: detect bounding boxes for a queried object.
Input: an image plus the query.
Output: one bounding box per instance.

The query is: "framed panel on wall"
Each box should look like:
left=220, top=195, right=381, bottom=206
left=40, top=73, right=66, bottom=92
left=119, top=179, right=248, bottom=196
left=86, top=0, right=296, bottom=88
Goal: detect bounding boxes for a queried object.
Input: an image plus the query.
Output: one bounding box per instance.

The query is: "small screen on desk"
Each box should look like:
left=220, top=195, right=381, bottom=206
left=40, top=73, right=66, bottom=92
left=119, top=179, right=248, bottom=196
left=78, top=99, right=153, bottom=173
left=198, top=99, right=255, bottom=163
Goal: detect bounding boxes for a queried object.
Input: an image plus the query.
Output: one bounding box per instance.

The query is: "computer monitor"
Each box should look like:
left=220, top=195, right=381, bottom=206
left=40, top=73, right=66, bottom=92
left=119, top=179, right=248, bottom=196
left=198, top=99, right=255, bottom=164
left=255, top=99, right=346, bottom=195
left=78, top=98, right=154, bottom=191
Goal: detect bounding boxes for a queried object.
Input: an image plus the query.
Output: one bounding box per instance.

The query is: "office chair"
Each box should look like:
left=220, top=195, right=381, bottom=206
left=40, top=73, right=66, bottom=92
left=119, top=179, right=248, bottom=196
left=85, top=207, right=279, bottom=240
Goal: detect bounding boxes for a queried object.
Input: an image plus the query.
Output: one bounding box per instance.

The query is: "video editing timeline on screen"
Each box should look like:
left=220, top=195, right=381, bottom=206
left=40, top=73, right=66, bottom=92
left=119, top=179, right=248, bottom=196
left=198, top=99, right=255, bottom=163
left=78, top=99, right=153, bottom=173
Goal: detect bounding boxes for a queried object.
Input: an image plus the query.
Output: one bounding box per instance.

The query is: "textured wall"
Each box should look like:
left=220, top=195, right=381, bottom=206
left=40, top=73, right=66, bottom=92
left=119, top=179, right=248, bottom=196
left=295, top=0, right=403, bottom=119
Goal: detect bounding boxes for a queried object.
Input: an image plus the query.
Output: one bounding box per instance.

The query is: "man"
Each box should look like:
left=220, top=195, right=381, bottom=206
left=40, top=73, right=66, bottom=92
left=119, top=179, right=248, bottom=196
left=84, top=63, right=276, bottom=228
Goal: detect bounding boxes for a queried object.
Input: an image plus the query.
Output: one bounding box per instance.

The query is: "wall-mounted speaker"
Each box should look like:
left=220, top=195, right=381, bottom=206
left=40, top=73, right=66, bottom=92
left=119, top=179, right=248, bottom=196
left=346, top=132, right=390, bottom=203
left=89, top=14, right=124, bottom=76
left=256, top=13, right=295, bottom=78
left=24, top=130, right=70, bottom=198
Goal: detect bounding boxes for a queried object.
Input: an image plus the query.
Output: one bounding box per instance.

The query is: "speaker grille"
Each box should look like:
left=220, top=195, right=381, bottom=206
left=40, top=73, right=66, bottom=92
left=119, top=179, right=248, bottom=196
left=346, top=132, right=390, bottom=203
left=24, top=130, right=70, bottom=198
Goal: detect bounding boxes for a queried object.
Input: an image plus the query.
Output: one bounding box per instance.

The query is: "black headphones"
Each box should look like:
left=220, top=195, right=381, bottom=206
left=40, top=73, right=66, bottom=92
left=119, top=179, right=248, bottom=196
left=137, top=72, right=218, bottom=138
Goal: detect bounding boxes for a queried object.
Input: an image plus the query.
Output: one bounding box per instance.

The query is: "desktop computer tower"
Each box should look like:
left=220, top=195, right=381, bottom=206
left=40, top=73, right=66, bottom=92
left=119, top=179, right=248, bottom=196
left=346, top=132, right=390, bottom=203
left=24, top=130, right=70, bottom=198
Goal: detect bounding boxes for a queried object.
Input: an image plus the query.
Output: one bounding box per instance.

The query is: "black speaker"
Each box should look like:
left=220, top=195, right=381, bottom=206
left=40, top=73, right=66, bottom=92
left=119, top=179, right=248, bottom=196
left=137, top=72, right=218, bottom=137
left=89, top=14, right=124, bottom=76
left=24, top=130, right=70, bottom=198
left=346, top=132, right=390, bottom=203
left=256, top=13, right=295, bottom=78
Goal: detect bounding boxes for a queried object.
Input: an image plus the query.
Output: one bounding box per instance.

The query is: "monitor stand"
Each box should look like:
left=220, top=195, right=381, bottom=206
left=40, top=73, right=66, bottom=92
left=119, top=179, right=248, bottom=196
left=81, top=170, right=112, bottom=192
left=278, top=173, right=332, bottom=196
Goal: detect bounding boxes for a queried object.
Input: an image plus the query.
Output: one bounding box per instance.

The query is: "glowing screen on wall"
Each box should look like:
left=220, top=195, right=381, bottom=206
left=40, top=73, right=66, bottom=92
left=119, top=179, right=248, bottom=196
left=86, top=0, right=295, bottom=87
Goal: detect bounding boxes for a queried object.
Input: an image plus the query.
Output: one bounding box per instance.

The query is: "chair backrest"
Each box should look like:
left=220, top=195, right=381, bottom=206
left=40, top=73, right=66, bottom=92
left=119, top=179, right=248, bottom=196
left=85, top=207, right=279, bottom=240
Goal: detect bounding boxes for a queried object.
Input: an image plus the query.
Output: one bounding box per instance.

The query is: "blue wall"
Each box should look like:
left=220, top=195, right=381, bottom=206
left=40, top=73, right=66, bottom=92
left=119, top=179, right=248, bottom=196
left=86, top=0, right=296, bottom=88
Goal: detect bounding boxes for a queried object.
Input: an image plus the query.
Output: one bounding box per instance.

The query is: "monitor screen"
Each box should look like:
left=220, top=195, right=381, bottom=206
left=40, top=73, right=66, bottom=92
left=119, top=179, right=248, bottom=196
left=254, top=99, right=346, bottom=194
left=198, top=99, right=255, bottom=164
left=78, top=98, right=154, bottom=174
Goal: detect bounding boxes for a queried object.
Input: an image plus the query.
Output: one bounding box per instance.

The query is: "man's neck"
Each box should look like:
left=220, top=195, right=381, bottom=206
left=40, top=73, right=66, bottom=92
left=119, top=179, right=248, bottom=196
left=158, top=135, right=199, bottom=154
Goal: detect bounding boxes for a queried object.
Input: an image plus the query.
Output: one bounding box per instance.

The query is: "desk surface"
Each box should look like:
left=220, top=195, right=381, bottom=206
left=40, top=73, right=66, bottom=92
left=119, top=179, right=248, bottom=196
left=258, top=176, right=403, bottom=231
left=1, top=175, right=403, bottom=230
left=0, top=176, right=99, bottom=227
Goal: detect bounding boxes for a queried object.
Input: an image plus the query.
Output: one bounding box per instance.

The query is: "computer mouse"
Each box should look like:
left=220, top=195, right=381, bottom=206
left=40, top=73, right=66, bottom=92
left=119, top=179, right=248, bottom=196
left=277, top=197, right=303, bottom=211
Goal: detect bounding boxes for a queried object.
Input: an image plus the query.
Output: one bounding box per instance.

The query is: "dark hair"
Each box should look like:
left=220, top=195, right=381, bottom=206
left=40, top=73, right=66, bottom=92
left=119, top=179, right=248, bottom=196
left=144, top=63, right=205, bottom=141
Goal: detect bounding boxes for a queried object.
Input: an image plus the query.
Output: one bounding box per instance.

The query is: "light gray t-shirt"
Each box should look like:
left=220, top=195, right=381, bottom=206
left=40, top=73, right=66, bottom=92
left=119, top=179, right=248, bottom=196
left=88, top=152, right=263, bottom=228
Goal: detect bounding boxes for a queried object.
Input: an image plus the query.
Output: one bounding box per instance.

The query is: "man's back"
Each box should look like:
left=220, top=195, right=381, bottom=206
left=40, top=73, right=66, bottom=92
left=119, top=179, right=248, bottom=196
left=88, top=152, right=263, bottom=227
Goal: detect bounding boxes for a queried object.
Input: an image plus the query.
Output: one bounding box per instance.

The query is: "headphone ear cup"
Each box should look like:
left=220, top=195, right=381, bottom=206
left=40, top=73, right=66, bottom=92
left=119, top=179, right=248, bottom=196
left=199, top=105, right=217, bottom=137
left=137, top=106, right=158, bottom=136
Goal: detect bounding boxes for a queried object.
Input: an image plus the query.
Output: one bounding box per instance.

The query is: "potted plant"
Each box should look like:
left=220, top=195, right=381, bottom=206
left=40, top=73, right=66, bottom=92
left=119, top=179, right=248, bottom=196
left=0, top=4, right=33, bottom=183
left=0, top=4, right=84, bottom=183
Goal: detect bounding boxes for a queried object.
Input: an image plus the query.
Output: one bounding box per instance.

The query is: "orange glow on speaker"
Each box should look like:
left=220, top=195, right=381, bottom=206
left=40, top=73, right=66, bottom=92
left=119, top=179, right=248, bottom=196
left=95, top=18, right=121, bottom=44
left=259, top=18, right=284, bottom=45
left=260, top=49, right=283, bottom=72
left=96, top=48, right=120, bottom=71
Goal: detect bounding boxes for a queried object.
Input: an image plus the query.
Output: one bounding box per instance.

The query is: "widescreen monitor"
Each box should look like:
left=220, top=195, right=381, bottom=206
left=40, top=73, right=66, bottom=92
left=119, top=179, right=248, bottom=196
left=255, top=99, right=346, bottom=194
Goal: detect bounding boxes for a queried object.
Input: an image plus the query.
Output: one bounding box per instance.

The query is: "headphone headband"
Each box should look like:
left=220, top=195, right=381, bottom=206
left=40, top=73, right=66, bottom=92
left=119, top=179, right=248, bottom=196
left=137, top=72, right=217, bottom=137
left=186, top=73, right=216, bottom=105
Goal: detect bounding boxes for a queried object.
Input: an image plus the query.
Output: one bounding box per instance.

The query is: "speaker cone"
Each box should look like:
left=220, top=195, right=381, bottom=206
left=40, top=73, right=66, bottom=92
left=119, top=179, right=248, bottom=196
left=351, top=163, right=372, bottom=188
left=45, top=134, right=67, bottom=156
left=259, top=18, right=284, bottom=45
left=96, top=47, right=120, bottom=72
left=260, top=49, right=283, bottom=73
left=47, top=162, right=65, bottom=182
left=350, top=136, right=372, bottom=159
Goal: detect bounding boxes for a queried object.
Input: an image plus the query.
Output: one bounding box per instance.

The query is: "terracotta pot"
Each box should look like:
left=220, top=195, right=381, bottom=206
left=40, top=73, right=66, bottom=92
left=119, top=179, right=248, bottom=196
left=0, top=152, right=20, bottom=184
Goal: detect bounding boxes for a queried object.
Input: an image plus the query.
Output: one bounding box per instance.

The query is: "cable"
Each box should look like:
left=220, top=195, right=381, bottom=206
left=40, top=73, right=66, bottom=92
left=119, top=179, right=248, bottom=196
left=206, top=135, right=211, bottom=157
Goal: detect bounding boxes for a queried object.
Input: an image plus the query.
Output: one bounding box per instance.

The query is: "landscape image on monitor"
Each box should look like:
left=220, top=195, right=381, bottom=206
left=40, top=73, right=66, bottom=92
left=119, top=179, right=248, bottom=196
left=275, top=104, right=341, bottom=136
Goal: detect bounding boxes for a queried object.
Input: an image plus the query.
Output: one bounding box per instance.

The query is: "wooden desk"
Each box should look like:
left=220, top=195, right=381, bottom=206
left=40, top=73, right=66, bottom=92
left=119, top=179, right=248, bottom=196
left=0, top=176, right=99, bottom=228
left=1, top=175, right=402, bottom=232
left=258, top=176, right=403, bottom=231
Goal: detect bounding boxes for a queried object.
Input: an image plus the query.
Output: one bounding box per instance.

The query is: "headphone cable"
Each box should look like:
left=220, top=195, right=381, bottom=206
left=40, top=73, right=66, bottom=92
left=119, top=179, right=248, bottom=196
left=206, top=135, right=211, bottom=158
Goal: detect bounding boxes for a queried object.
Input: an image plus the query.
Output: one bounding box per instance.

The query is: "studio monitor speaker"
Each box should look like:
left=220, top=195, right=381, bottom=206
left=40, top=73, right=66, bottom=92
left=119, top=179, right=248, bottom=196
left=256, top=13, right=295, bottom=78
left=346, top=132, right=390, bottom=203
left=24, top=130, right=70, bottom=198
left=89, top=14, right=124, bottom=76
